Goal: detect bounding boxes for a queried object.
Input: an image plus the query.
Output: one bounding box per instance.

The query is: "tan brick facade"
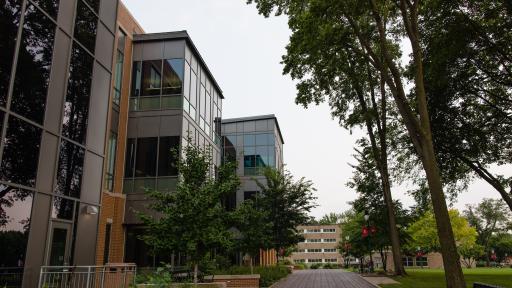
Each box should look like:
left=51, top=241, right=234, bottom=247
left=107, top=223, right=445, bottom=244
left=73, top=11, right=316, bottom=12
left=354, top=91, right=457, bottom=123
left=290, top=225, right=343, bottom=265
left=95, top=2, right=144, bottom=266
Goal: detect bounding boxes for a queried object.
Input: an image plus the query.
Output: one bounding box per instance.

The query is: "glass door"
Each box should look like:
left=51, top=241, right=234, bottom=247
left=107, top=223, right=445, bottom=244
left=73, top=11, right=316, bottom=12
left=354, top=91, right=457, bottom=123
left=48, top=221, right=72, bottom=266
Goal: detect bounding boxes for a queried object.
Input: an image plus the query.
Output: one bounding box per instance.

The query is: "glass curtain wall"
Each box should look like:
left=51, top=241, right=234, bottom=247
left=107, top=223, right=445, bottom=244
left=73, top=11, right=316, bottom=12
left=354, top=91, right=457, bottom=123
left=123, top=136, right=180, bottom=194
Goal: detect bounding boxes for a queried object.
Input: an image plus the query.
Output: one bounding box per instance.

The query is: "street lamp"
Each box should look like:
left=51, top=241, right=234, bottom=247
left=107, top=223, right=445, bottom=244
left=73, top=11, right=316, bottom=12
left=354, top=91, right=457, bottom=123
left=345, top=236, right=350, bottom=268
left=363, top=211, right=373, bottom=273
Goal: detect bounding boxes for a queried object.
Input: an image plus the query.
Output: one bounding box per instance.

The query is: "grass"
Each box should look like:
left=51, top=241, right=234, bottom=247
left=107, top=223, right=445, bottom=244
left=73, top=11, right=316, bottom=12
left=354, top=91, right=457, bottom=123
left=381, top=268, right=512, bottom=288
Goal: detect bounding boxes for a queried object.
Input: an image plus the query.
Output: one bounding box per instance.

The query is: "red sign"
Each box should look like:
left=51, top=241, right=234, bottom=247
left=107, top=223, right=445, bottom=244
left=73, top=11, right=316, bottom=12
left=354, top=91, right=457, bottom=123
left=491, top=253, right=497, bottom=261
left=416, top=251, right=424, bottom=257
left=362, top=226, right=369, bottom=238
left=370, top=226, right=377, bottom=234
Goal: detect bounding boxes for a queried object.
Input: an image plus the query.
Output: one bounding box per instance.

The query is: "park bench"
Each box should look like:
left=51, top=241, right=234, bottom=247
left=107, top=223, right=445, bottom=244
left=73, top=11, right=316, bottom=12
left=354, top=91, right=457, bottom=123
left=473, top=282, right=505, bottom=288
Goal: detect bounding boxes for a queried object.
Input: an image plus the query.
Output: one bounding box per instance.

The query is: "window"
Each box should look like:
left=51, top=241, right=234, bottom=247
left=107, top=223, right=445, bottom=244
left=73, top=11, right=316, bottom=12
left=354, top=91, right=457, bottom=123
left=31, top=0, right=60, bottom=19
left=0, top=186, right=33, bottom=287
left=0, top=0, right=22, bottom=107
left=52, top=197, right=75, bottom=220
left=11, top=4, right=56, bottom=124
left=83, top=0, right=100, bottom=12
left=0, top=116, right=42, bottom=187
left=308, top=259, right=322, bottom=263
left=74, top=0, right=97, bottom=53
left=295, top=259, right=305, bottom=263
left=131, top=62, right=142, bottom=96
left=325, top=259, right=338, bottom=263
left=306, top=229, right=321, bottom=233
left=307, top=249, right=321, bottom=253
left=158, top=136, right=180, bottom=176
left=62, top=44, right=94, bottom=144
left=324, top=249, right=337, bottom=253
left=416, top=256, right=427, bottom=267
left=141, top=60, right=162, bottom=96
left=323, top=228, right=336, bottom=233
left=56, top=140, right=85, bottom=198
left=306, top=239, right=321, bottom=243
left=0, top=111, right=4, bottom=138
left=296, top=249, right=305, bottom=253
left=135, top=137, right=158, bottom=177
left=162, top=59, right=184, bottom=95
left=323, top=239, right=336, bottom=243
left=113, top=30, right=126, bottom=106
left=105, top=132, right=117, bottom=191
left=103, top=223, right=111, bottom=264
left=244, top=191, right=257, bottom=201
left=402, top=256, right=414, bottom=267
left=124, top=138, right=135, bottom=178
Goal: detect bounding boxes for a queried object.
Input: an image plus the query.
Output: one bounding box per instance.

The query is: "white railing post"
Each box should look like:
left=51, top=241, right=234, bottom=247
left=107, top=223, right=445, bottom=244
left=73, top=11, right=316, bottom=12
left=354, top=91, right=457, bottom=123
left=85, top=266, right=91, bottom=288
left=100, top=266, right=106, bottom=288
left=38, top=267, right=44, bottom=288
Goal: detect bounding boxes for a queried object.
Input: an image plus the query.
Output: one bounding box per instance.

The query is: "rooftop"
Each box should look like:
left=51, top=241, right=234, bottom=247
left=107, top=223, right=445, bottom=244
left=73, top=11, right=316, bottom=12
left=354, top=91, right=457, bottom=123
left=133, top=30, right=224, bottom=99
left=222, top=114, right=284, bottom=144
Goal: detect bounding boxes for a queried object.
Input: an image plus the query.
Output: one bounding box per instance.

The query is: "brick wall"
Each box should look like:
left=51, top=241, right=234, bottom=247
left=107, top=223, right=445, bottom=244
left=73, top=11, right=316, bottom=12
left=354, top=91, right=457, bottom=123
left=212, top=275, right=260, bottom=288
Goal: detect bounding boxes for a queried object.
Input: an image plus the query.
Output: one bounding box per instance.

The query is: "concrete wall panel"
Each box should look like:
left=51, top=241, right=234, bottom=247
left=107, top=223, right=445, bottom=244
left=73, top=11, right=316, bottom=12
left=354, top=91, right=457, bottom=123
left=81, top=151, right=104, bottom=205
left=87, top=63, right=111, bottom=154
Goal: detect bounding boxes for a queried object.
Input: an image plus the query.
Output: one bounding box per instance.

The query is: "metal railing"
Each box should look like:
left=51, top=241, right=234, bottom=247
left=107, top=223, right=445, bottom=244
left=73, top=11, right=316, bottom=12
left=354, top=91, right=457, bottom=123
left=38, top=263, right=136, bottom=288
left=0, top=267, right=24, bottom=287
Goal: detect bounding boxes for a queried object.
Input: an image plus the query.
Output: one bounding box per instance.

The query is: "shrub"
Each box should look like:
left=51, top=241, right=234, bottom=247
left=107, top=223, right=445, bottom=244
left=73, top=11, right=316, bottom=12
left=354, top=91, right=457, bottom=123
left=293, top=264, right=306, bottom=270
left=310, top=263, right=323, bottom=269
left=278, top=259, right=293, bottom=265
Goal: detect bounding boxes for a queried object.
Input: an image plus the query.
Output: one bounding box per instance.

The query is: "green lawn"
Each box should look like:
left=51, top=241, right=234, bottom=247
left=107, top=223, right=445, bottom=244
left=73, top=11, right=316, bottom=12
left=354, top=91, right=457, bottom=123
left=381, top=268, right=512, bottom=288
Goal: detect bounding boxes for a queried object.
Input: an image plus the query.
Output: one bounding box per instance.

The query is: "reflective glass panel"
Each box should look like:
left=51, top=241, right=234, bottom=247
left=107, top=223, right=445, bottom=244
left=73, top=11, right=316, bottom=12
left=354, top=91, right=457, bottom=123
left=256, top=146, right=268, bottom=167
left=0, top=116, right=42, bottom=187
left=156, top=177, right=177, bottom=193
left=31, top=0, right=59, bottom=19
left=113, top=53, right=123, bottom=106
left=141, top=60, right=162, bottom=96
left=243, top=134, right=255, bottom=147
left=0, top=111, right=3, bottom=137
left=105, top=132, right=117, bottom=191
left=124, top=138, right=135, bottom=177
left=189, top=71, right=197, bottom=108
left=183, top=63, right=190, bottom=100
left=56, top=140, right=85, bottom=198
left=255, top=134, right=268, bottom=146
left=0, top=186, right=32, bottom=286
left=0, top=0, right=22, bottom=107
left=11, top=5, right=56, bottom=124
left=243, top=146, right=255, bottom=168
left=74, top=0, right=97, bottom=53
left=62, top=45, right=93, bottom=144
left=135, top=137, right=157, bottom=177
left=52, top=197, right=75, bottom=220
left=131, top=61, right=141, bottom=96
left=162, top=59, right=183, bottom=95
left=83, top=0, right=100, bottom=13
left=158, top=136, right=179, bottom=176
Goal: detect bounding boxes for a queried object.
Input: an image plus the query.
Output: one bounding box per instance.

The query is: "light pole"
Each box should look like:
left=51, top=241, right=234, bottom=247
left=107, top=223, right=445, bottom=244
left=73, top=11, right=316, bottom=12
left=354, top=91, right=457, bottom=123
left=345, top=236, right=350, bottom=269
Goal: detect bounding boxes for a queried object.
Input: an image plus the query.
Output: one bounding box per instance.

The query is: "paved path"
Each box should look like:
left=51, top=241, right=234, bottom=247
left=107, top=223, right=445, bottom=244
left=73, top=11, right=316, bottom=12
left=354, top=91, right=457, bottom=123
left=273, top=269, right=376, bottom=288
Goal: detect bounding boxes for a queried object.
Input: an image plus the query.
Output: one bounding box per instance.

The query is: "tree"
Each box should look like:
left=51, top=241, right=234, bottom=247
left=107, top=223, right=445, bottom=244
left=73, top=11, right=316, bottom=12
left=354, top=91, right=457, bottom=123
left=138, top=141, right=240, bottom=284
left=489, top=233, right=512, bottom=263
left=464, top=198, right=511, bottom=265
left=318, top=213, right=343, bottom=225
left=255, top=167, right=317, bottom=260
left=247, top=0, right=466, bottom=283
left=233, top=200, right=272, bottom=274
left=407, top=210, right=479, bottom=269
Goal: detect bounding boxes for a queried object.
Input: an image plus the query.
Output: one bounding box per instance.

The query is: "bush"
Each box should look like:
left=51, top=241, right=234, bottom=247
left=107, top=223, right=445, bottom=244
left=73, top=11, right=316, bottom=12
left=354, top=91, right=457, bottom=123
left=278, top=259, right=293, bottom=265
left=310, top=263, right=323, bottom=269
left=323, top=263, right=338, bottom=269
left=293, top=264, right=306, bottom=270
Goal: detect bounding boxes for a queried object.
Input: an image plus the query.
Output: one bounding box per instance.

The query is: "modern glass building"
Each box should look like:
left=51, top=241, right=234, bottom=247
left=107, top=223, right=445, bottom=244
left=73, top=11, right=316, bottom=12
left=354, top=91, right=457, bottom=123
left=0, top=0, right=118, bottom=286
left=221, top=115, right=284, bottom=208
left=121, top=31, right=224, bottom=267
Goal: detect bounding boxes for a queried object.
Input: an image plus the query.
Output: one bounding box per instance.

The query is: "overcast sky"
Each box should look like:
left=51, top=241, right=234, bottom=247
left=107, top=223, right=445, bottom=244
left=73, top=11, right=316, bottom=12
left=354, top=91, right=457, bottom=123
left=122, top=0, right=507, bottom=218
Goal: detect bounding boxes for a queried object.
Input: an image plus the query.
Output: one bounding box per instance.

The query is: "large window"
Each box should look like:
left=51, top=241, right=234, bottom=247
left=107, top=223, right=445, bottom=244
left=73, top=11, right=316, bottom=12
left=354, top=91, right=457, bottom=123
left=158, top=136, right=180, bottom=176
left=162, top=59, right=183, bottom=95
left=416, top=256, right=427, bottom=267
left=0, top=116, right=42, bottom=187
left=31, top=0, right=60, bottom=19
left=105, top=132, right=117, bottom=191
left=135, top=138, right=158, bottom=177
left=10, top=4, right=56, bottom=124
left=131, top=59, right=185, bottom=111
left=0, top=0, right=22, bottom=107
left=74, top=0, right=98, bottom=53
left=243, top=133, right=276, bottom=175
left=124, top=138, right=135, bottom=178
left=62, top=44, right=94, bottom=144
left=56, top=140, right=85, bottom=198
left=402, top=256, right=414, bottom=267
left=113, top=30, right=125, bottom=106
left=0, top=186, right=33, bottom=287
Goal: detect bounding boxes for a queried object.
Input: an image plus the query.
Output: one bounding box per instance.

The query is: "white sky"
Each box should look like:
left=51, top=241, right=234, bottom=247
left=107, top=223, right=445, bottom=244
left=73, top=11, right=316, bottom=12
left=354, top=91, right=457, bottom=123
left=122, top=0, right=508, bottom=218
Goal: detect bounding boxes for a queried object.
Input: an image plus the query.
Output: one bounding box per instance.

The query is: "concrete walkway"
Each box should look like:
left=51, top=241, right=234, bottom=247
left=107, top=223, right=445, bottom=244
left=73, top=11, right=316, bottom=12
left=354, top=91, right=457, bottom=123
left=272, top=269, right=377, bottom=288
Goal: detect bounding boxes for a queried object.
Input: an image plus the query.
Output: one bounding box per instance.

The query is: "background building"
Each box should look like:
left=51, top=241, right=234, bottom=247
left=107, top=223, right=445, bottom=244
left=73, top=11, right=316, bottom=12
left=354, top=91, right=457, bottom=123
left=290, top=225, right=343, bottom=265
